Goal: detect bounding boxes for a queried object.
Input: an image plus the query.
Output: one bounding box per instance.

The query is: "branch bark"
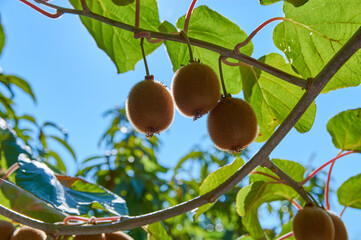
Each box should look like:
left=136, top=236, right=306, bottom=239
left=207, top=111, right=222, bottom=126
left=3, top=1, right=361, bottom=236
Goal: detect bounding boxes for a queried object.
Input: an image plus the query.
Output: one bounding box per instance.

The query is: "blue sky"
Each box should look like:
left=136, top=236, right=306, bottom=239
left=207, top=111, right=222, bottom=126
left=1, top=0, right=360, bottom=238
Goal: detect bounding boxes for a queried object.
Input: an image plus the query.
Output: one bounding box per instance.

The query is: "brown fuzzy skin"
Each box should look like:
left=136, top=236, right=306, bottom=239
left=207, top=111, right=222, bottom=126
left=171, top=62, right=221, bottom=120
left=73, top=234, right=105, bottom=240
left=126, top=79, right=174, bottom=137
left=327, top=211, right=348, bottom=240
left=207, top=97, right=258, bottom=153
left=11, top=226, right=46, bottom=240
left=293, top=206, right=335, bottom=240
left=104, top=232, right=133, bottom=240
left=0, top=220, right=15, bottom=240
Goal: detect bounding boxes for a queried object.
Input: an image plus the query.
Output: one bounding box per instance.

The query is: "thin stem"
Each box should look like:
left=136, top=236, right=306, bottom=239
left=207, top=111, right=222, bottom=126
left=135, top=0, right=140, bottom=28
left=1, top=163, right=19, bottom=180
left=324, top=160, right=335, bottom=210
left=276, top=232, right=293, bottom=240
left=19, top=0, right=63, bottom=18
left=184, top=0, right=198, bottom=33
left=234, top=17, right=285, bottom=52
left=301, top=151, right=355, bottom=185
left=80, top=0, right=89, bottom=12
left=221, top=56, right=249, bottom=67
left=140, top=38, right=150, bottom=77
left=218, top=56, right=228, bottom=97
left=26, top=0, right=309, bottom=89
left=250, top=171, right=282, bottom=182
left=180, top=31, right=194, bottom=62
left=291, top=199, right=302, bottom=210
left=340, top=206, right=347, bottom=217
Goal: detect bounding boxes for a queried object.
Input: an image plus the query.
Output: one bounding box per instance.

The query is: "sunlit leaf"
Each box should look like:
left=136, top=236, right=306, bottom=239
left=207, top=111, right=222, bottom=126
left=327, top=108, right=361, bottom=151
left=0, top=75, right=36, bottom=102
left=162, top=6, right=253, bottom=94
left=194, top=157, right=244, bottom=219
left=146, top=222, right=172, bottom=240
left=241, top=53, right=316, bottom=142
left=273, top=0, right=361, bottom=92
left=337, top=173, right=361, bottom=209
left=69, top=0, right=162, bottom=74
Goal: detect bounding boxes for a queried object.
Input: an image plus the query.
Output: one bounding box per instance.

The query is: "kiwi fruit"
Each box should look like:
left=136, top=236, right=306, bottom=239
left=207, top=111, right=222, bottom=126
left=292, top=205, right=335, bottom=240
left=104, top=232, right=133, bottom=240
left=126, top=77, right=174, bottom=138
left=327, top=211, right=348, bottom=240
left=73, top=234, right=105, bottom=240
left=207, top=97, right=258, bottom=153
left=0, top=220, right=15, bottom=240
left=171, top=61, right=221, bottom=120
left=11, top=226, right=46, bottom=240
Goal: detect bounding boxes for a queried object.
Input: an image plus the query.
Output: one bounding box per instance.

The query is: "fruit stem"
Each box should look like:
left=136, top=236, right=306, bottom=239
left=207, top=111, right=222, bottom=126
left=218, top=56, right=228, bottom=97
left=19, top=0, right=63, bottom=18
left=140, top=38, right=150, bottom=77
left=234, top=17, right=285, bottom=53
left=180, top=31, right=194, bottom=62
left=301, top=151, right=355, bottom=185
left=275, top=232, right=293, bottom=240
left=340, top=206, right=347, bottom=217
left=135, top=0, right=140, bottom=28
left=183, top=0, right=198, bottom=34
left=324, top=157, right=337, bottom=210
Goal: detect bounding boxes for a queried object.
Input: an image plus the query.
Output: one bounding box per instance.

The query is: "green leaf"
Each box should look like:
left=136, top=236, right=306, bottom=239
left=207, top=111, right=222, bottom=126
left=273, top=0, right=361, bottom=93
left=259, top=0, right=308, bottom=7
left=16, top=155, right=128, bottom=216
left=236, top=236, right=255, bottom=240
left=112, top=0, right=135, bottom=6
left=0, top=75, right=36, bottom=102
left=241, top=53, right=316, bottom=142
left=194, top=157, right=244, bottom=219
left=146, top=222, right=172, bottom=240
left=327, top=108, right=361, bottom=151
left=0, top=23, right=4, bottom=55
left=337, top=173, right=361, bottom=209
left=276, top=220, right=295, bottom=240
left=173, top=151, right=204, bottom=172
left=49, top=135, right=77, bottom=161
left=68, top=0, right=162, bottom=74
left=0, top=179, right=67, bottom=222
left=163, top=6, right=253, bottom=94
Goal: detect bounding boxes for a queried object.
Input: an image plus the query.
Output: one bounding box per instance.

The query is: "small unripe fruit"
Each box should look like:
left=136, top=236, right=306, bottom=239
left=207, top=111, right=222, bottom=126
left=126, top=77, right=174, bottom=137
left=11, top=226, right=46, bottom=240
left=105, top=231, right=133, bottom=240
left=0, top=220, right=15, bottom=240
left=207, top=97, right=258, bottom=153
left=171, top=61, right=221, bottom=120
left=293, top=205, right=335, bottom=240
left=327, top=211, right=348, bottom=240
left=73, top=234, right=105, bottom=240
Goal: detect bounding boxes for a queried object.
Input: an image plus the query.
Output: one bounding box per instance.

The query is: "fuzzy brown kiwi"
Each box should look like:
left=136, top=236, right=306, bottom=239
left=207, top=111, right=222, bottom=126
left=171, top=61, right=221, bottom=120
left=126, top=77, right=174, bottom=138
left=104, top=232, right=133, bottom=240
left=292, top=205, right=335, bottom=240
left=0, top=220, right=15, bottom=240
left=73, top=234, right=105, bottom=240
left=207, top=97, right=258, bottom=153
left=11, top=226, right=46, bottom=240
left=327, top=211, right=348, bottom=240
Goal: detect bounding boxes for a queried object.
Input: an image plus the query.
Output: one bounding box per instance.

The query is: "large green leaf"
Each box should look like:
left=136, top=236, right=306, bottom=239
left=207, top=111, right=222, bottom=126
left=241, top=53, right=316, bottom=142
left=0, top=75, right=36, bottom=102
left=162, top=6, right=253, bottom=94
left=0, top=179, right=67, bottom=223
left=259, top=0, right=308, bottom=7
left=273, top=0, right=361, bottom=93
left=69, top=0, right=162, bottom=74
left=327, top=108, right=361, bottom=151
left=236, top=159, right=304, bottom=239
left=146, top=222, right=172, bottom=240
left=0, top=23, right=4, bottom=55
left=16, top=155, right=128, bottom=216
left=194, top=157, right=244, bottom=219
left=337, top=173, right=361, bottom=209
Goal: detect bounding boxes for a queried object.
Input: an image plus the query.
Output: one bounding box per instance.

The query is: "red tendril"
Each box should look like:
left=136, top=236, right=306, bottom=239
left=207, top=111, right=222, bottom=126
left=19, top=0, right=63, bottom=18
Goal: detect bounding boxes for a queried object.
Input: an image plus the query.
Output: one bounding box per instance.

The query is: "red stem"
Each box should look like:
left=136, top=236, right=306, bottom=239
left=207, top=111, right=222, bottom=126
left=1, top=163, right=19, bottom=180
left=276, top=232, right=294, bottom=240
left=340, top=206, right=347, bottom=217
left=301, top=151, right=355, bottom=185
left=80, top=0, right=89, bottom=12
left=291, top=199, right=302, bottom=210
left=135, top=0, right=140, bottom=28
left=251, top=171, right=282, bottom=182
left=64, top=216, right=121, bottom=225
left=324, top=160, right=336, bottom=210
left=183, top=0, right=198, bottom=33
left=234, top=17, right=285, bottom=53
left=19, top=0, right=63, bottom=18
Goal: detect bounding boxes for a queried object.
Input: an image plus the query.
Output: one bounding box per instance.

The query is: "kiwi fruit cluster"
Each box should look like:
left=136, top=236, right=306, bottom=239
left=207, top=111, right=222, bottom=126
left=292, top=204, right=348, bottom=240
left=73, top=232, right=133, bottom=240
left=125, top=61, right=258, bottom=153
left=0, top=223, right=46, bottom=240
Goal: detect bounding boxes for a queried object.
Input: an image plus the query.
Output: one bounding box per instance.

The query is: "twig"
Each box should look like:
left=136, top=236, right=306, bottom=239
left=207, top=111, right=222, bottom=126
left=184, top=0, right=198, bottom=33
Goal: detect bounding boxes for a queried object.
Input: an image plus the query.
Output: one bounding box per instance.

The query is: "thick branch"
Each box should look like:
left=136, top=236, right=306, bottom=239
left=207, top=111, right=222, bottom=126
left=35, top=0, right=308, bottom=89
